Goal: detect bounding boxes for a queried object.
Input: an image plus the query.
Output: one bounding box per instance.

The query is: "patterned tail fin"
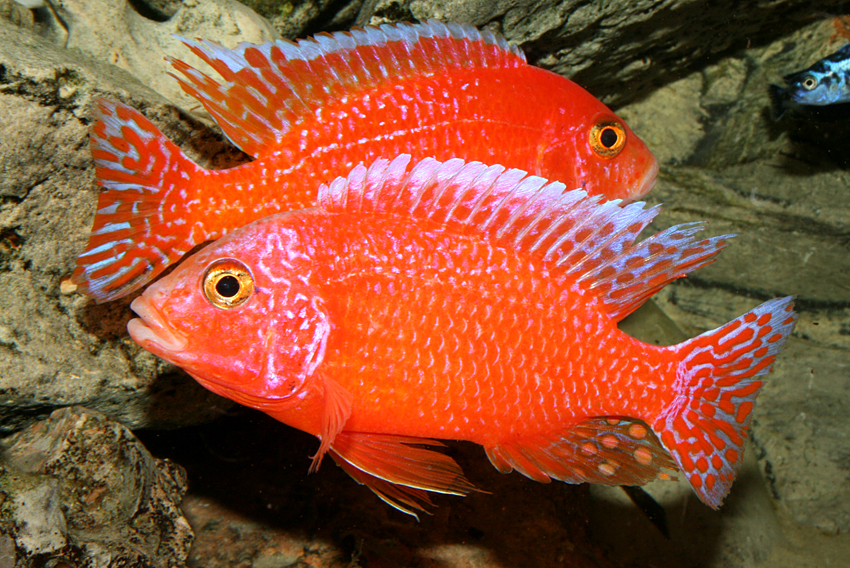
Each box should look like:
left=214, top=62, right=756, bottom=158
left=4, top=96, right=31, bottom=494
left=654, top=296, right=796, bottom=508
left=72, top=99, right=205, bottom=302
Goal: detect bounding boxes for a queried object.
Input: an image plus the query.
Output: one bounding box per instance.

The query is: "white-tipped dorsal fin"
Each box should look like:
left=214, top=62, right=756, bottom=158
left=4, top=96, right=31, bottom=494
left=319, top=155, right=734, bottom=321
left=168, top=20, right=525, bottom=158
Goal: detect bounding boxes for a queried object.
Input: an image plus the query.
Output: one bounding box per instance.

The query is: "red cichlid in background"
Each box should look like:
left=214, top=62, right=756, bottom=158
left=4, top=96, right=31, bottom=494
left=127, top=155, right=796, bottom=517
left=72, top=20, right=658, bottom=303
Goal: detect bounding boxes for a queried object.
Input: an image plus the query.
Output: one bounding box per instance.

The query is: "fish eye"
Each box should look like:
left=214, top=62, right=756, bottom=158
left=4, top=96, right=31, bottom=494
left=589, top=120, right=627, bottom=158
left=202, top=259, right=254, bottom=309
left=802, top=75, right=818, bottom=90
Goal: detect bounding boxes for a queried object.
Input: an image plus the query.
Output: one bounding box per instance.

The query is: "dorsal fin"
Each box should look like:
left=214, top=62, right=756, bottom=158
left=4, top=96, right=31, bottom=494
left=168, top=20, right=526, bottom=158
left=318, top=155, right=734, bottom=321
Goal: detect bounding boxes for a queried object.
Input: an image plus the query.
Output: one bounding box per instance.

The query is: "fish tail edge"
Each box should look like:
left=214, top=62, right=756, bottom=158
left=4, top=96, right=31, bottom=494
left=72, top=99, right=204, bottom=303
left=653, top=296, right=796, bottom=508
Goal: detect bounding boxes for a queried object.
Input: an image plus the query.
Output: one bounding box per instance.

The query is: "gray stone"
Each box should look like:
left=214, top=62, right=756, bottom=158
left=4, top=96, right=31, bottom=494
left=241, top=0, right=362, bottom=39
left=0, top=406, right=193, bottom=567
left=358, top=0, right=848, bottom=107
left=17, top=0, right=277, bottom=110
left=0, top=19, right=239, bottom=434
left=3, top=0, right=850, bottom=562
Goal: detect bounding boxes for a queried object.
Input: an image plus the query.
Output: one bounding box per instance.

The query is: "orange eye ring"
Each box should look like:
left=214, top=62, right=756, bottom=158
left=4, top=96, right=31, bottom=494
left=589, top=120, right=627, bottom=158
left=202, top=259, right=254, bottom=309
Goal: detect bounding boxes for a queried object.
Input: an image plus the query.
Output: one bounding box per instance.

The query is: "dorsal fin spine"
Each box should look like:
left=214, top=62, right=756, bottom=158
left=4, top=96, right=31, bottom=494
left=447, top=164, right=506, bottom=225
left=170, top=21, right=524, bottom=157
left=494, top=177, right=554, bottom=239
left=318, top=155, right=732, bottom=320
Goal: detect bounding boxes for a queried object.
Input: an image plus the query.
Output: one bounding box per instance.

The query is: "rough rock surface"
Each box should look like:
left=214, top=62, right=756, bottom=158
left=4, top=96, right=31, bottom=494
left=50, top=0, right=277, bottom=109
left=0, top=406, right=192, bottom=567
left=2, top=0, right=850, bottom=566
left=617, top=17, right=850, bottom=538
left=354, top=0, right=850, bottom=106
left=0, top=10, right=260, bottom=434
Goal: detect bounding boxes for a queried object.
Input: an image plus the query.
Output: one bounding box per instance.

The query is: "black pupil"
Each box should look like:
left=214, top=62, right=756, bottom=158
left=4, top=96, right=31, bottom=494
left=216, top=275, right=240, bottom=297
left=600, top=128, right=619, bottom=148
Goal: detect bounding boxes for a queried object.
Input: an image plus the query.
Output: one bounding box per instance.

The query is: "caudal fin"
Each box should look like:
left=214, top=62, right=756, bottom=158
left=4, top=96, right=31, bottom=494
left=654, top=296, right=796, bottom=508
left=72, top=99, right=204, bottom=302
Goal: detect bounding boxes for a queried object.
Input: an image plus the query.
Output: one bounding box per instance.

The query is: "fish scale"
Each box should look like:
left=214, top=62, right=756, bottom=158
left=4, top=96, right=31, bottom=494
left=127, top=155, right=794, bottom=516
left=73, top=21, right=658, bottom=302
left=317, top=228, right=648, bottom=443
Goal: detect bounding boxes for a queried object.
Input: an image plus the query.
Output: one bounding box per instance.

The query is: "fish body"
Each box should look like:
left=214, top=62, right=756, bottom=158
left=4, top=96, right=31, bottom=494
left=770, top=42, right=850, bottom=118
left=128, top=155, right=796, bottom=517
left=72, top=20, right=657, bottom=303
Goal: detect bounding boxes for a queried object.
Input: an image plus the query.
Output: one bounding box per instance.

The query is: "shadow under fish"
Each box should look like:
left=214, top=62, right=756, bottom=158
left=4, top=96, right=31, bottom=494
left=770, top=42, right=850, bottom=119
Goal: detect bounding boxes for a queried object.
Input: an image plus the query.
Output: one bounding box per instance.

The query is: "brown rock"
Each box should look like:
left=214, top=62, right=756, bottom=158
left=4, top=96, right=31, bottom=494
left=0, top=406, right=192, bottom=567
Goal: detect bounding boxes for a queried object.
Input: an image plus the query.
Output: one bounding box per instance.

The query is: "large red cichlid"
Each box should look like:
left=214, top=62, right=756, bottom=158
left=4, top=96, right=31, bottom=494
left=127, top=155, right=795, bottom=517
left=72, top=20, right=658, bottom=303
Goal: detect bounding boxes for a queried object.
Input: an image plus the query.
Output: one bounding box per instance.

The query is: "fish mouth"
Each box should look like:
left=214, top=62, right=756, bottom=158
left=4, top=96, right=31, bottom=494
left=632, top=154, right=659, bottom=201
left=128, top=295, right=189, bottom=355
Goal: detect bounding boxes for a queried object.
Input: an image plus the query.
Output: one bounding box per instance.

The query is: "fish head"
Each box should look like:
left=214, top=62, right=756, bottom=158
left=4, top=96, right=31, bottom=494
left=539, top=106, right=659, bottom=204
left=127, top=212, right=329, bottom=408
left=784, top=69, right=843, bottom=106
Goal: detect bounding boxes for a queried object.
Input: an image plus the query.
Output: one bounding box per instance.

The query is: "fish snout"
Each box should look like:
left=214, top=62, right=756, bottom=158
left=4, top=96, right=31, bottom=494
left=128, top=294, right=189, bottom=354
left=629, top=153, right=659, bottom=202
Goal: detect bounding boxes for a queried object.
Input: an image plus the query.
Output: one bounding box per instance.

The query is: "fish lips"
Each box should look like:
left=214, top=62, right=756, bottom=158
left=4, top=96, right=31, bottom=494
left=128, top=295, right=190, bottom=358
left=633, top=155, right=659, bottom=201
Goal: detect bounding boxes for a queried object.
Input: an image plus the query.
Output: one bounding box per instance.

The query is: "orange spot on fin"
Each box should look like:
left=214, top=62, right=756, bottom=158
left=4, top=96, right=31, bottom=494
left=317, top=154, right=730, bottom=323
left=72, top=99, right=204, bottom=302
left=484, top=417, right=677, bottom=486
left=654, top=296, right=797, bottom=508
left=328, top=432, right=478, bottom=519
left=169, top=21, right=525, bottom=159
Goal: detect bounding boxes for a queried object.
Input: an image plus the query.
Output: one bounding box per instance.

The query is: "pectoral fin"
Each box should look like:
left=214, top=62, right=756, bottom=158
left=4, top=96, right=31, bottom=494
left=309, top=374, right=353, bottom=473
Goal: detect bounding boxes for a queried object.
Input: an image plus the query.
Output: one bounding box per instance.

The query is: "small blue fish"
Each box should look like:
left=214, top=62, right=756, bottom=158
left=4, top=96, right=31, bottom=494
left=769, top=43, right=850, bottom=119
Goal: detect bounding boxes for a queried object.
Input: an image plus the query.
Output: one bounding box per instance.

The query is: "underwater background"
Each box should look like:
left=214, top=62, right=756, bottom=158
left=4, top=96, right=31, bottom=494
left=1, top=0, right=849, bottom=566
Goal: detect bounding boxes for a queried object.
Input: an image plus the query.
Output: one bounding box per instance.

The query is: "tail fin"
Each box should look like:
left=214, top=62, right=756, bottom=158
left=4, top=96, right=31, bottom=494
left=654, top=296, right=796, bottom=508
left=72, top=99, right=204, bottom=302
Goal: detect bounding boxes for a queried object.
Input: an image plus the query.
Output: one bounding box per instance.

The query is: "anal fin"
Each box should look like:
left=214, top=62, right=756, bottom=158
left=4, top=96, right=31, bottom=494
left=485, top=417, right=677, bottom=486
left=329, top=432, right=477, bottom=518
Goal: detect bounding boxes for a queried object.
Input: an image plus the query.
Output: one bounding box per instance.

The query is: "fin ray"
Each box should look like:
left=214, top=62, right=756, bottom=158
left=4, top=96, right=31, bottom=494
left=72, top=99, right=202, bottom=302
left=169, top=21, right=525, bottom=158
left=318, top=155, right=731, bottom=320
left=331, top=452, right=435, bottom=519
left=329, top=432, right=477, bottom=506
left=309, top=374, right=353, bottom=473
left=484, top=417, right=677, bottom=486
left=654, top=296, right=797, bottom=508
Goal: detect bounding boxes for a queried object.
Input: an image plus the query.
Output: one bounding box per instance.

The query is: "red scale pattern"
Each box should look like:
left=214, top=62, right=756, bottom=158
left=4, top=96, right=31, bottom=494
left=307, top=216, right=668, bottom=449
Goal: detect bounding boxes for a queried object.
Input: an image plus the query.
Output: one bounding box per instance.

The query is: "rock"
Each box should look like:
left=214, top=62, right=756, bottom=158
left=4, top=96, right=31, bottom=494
left=51, top=0, right=276, bottom=111
left=0, top=18, right=240, bottom=434
left=3, top=0, right=850, bottom=564
left=612, top=15, right=850, bottom=535
left=356, top=0, right=847, bottom=106
left=0, top=406, right=193, bottom=567
left=240, top=0, right=361, bottom=39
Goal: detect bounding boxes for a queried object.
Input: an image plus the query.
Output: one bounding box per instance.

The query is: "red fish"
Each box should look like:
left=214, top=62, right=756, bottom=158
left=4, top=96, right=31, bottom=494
left=127, top=155, right=796, bottom=517
left=71, top=20, right=658, bottom=303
